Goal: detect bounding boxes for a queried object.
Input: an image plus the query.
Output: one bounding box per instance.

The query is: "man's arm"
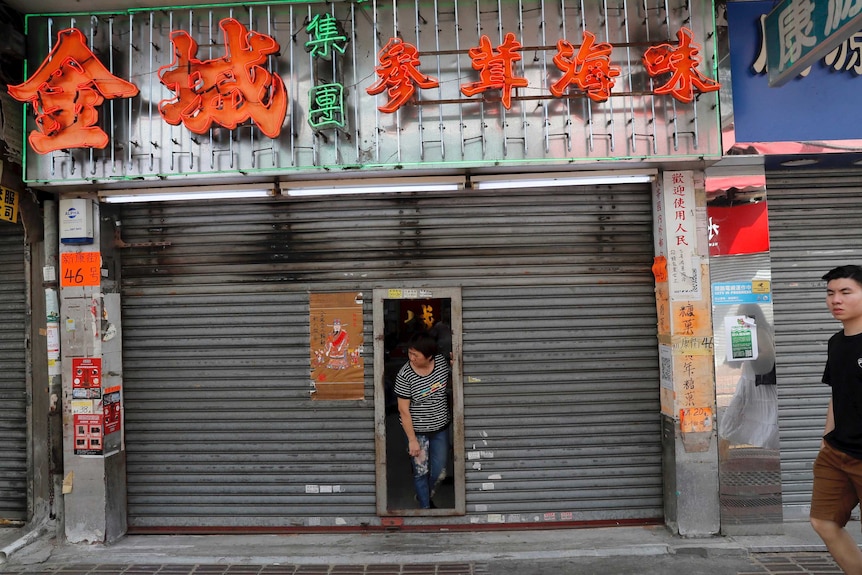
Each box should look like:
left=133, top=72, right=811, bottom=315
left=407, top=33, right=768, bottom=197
left=822, top=398, right=835, bottom=447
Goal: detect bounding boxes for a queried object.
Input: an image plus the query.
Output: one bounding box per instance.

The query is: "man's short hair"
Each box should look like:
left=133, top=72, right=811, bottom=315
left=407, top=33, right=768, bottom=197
left=822, top=265, right=862, bottom=285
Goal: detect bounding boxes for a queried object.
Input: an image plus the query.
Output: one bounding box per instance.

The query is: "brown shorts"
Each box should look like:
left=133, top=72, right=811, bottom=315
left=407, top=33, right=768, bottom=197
left=810, top=442, right=862, bottom=527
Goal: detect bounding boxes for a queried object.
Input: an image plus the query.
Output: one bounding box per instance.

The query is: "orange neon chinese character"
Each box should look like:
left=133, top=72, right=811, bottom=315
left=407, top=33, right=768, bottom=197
left=642, top=27, right=721, bottom=104
left=550, top=31, right=620, bottom=102
left=7, top=28, right=139, bottom=155
left=158, top=18, right=288, bottom=139
left=461, top=33, right=529, bottom=109
left=366, top=38, right=440, bottom=113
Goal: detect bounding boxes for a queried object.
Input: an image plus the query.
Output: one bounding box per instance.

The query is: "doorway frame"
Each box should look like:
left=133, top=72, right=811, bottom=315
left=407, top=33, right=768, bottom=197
left=373, top=287, right=466, bottom=516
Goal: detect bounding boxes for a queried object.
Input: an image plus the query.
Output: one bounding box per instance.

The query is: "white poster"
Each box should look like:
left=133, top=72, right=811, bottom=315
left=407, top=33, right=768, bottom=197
left=724, top=315, right=759, bottom=362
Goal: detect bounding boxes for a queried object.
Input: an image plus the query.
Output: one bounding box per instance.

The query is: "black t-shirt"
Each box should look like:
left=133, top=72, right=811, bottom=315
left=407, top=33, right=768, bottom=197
left=823, top=331, right=862, bottom=459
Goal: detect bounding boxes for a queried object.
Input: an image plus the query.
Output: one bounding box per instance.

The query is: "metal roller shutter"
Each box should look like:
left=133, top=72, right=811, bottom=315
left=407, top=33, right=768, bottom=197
left=118, top=184, right=661, bottom=529
left=0, top=223, right=28, bottom=523
left=768, top=171, right=862, bottom=520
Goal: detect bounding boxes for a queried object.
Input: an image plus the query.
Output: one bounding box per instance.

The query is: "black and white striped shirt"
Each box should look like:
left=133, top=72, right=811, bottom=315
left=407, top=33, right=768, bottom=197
left=394, top=354, right=450, bottom=433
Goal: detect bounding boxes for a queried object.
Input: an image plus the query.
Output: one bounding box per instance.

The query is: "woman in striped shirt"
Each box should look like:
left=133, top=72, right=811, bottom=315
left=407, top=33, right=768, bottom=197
left=394, top=332, right=451, bottom=509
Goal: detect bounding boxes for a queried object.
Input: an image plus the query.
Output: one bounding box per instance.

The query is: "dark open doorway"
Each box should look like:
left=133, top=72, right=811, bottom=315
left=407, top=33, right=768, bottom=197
left=373, top=288, right=465, bottom=516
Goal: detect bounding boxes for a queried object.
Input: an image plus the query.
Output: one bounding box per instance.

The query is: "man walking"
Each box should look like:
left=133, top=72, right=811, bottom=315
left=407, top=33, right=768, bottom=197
left=810, top=265, right=862, bottom=574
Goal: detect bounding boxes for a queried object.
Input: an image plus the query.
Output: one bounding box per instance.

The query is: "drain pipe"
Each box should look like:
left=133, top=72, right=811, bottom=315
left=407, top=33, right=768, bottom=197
left=0, top=520, right=50, bottom=564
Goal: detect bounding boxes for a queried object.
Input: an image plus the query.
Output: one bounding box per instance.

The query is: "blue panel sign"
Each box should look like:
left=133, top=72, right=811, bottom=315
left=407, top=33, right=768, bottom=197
left=765, top=0, right=862, bottom=86
left=712, top=281, right=772, bottom=305
left=727, top=1, right=862, bottom=142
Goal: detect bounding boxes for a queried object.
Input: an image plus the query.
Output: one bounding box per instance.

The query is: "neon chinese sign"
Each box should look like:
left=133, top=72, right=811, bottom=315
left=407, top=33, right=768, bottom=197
left=15, top=4, right=722, bottom=174
left=369, top=27, right=719, bottom=112
left=7, top=28, right=139, bottom=154
left=158, top=18, right=287, bottom=139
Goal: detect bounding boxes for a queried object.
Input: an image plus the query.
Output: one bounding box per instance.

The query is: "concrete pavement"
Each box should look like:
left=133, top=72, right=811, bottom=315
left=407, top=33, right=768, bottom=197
left=0, top=520, right=859, bottom=574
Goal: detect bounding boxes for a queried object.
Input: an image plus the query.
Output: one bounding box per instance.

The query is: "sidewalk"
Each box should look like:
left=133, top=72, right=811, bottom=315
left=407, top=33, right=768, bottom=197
left=1, top=520, right=858, bottom=574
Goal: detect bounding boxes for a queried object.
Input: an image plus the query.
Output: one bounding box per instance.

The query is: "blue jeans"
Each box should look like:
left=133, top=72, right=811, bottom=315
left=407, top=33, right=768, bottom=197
left=408, top=427, right=449, bottom=509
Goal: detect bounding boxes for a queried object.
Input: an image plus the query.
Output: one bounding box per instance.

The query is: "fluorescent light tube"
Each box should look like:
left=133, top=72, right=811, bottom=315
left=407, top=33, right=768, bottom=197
left=282, top=177, right=466, bottom=197
left=100, top=187, right=274, bottom=203
left=471, top=171, right=655, bottom=190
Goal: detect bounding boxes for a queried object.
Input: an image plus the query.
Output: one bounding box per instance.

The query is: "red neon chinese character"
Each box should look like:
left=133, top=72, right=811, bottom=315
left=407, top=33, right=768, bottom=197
left=366, top=38, right=440, bottom=114
left=550, top=31, right=620, bottom=102
left=461, top=33, right=529, bottom=109
left=158, top=18, right=288, bottom=139
left=7, top=28, right=139, bottom=155
left=642, top=27, right=720, bottom=104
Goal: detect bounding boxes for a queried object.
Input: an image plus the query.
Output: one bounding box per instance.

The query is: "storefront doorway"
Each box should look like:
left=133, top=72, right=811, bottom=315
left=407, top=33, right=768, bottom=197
left=373, top=287, right=465, bottom=516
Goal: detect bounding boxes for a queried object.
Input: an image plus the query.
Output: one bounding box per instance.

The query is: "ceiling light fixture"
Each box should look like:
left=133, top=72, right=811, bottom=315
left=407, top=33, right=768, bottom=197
left=470, top=170, right=657, bottom=190
left=281, top=176, right=466, bottom=197
left=99, top=184, right=275, bottom=203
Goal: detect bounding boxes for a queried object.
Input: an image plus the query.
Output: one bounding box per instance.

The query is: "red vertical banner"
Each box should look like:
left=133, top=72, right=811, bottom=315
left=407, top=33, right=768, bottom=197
left=103, top=387, right=122, bottom=436
left=308, top=292, right=365, bottom=400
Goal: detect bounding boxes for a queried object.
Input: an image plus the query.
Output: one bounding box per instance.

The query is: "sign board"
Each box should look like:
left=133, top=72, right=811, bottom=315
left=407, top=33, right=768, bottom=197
left=727, top=1, right=862, bottom=142
left=766, top=0, right=862, bottom=86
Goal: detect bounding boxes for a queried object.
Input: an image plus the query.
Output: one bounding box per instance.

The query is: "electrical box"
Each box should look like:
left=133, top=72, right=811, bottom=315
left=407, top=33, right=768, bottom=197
left=59, top=198, right=94, bottom=244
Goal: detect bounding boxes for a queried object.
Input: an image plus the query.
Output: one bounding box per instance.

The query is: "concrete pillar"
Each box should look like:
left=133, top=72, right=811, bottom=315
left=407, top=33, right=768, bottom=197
left=653, top=169, right=720, bottom=537
left=58, top=196, right=126, bottom=543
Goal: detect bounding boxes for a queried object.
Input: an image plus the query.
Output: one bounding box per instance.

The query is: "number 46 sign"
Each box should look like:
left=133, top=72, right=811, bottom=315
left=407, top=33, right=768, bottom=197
left=61, top=252, right=101, bottom=287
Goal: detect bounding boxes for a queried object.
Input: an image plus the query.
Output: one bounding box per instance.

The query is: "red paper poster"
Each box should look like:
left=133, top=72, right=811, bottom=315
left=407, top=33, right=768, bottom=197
left=74, top=414, right=103, bottom=456
left=71, top=357, right=102, bottom=399
left=61, top=252, right=101, bottom=287
left=103, top=387, right=122, bottom=435
left=308, top=292, right=365, bottom=400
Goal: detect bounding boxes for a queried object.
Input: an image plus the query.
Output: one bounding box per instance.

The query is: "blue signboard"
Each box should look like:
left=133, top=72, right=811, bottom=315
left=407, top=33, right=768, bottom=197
left=712, top=281, right=772, bottom=305
left=765, top=0, right=862, bottom=86
left=727, top=1, right=862, bottom=142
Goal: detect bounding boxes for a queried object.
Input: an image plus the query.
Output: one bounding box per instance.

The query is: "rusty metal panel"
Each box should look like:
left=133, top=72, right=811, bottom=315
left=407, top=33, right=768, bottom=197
left=0, top=223, right=28, bottom=523
left=118, top=184, right=661, bottom=528
left=20, top=0, right=720, bottom=185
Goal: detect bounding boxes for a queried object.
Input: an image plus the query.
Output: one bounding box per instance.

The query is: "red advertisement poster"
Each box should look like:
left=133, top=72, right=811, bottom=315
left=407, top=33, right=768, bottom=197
left=71, top=357, right=102, bottom=399
left=102, top=387, right=122, bottom=436
left=73, top=413, right=103, bottom=456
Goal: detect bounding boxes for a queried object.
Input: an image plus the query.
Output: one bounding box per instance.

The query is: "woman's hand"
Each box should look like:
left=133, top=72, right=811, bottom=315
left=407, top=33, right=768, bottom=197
left=407, top=437, right=420, bottom=457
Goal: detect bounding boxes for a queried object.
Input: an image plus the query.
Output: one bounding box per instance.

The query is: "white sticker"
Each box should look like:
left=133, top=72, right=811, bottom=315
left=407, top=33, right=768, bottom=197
left=481, top=482, right=495, bottom=490
left=305, top=485, right=320, bottom=494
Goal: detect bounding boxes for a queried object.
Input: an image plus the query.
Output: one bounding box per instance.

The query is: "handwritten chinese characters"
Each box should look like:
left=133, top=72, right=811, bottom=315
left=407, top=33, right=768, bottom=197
left=7, top=28, right=139, bottom=154
left=158, top=18, right=288, bottom=139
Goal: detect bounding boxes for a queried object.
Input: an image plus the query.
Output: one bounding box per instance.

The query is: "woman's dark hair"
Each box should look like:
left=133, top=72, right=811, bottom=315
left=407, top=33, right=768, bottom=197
left=407, top=332, right=438, bottom=358
left=822, top=265, right=862, bottom=286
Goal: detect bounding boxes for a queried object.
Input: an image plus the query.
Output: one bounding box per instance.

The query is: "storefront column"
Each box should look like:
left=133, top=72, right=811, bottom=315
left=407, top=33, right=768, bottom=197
left=653, top=170, right=720, bottom=536
left=58, top=195, right=126, bottom=543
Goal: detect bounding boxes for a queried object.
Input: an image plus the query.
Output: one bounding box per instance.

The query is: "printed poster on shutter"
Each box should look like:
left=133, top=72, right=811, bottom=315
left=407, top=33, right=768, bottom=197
left=308, top=292, right=364, bottom=400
